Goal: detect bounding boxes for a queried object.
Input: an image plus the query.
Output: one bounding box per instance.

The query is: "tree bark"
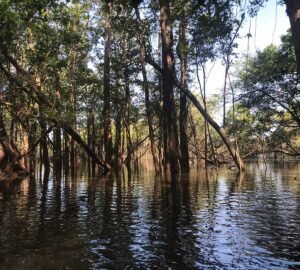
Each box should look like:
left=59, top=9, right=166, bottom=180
left=123, top=33, right=134, bottom=168
left=145, top=57, right=244, bottom=171
left=53, top=127, right=62, bottom=181
left=135, top=6, right=161, bottom=174
left=178, top=18, right=190, bottom=173
left=285, top=0, right=300, bottom=74
left=1, top=51, right=110, bottom=173
left=159, top=0, right=180, bottom=176
left=0, top=111, right=29, bottom=179
left=102, top=2, right=114, bottom=165
left=39, top=118, right=50, bottom=175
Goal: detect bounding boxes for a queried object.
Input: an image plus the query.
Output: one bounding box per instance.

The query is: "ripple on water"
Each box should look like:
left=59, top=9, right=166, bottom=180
left=0, top=163, right=300, bottom=269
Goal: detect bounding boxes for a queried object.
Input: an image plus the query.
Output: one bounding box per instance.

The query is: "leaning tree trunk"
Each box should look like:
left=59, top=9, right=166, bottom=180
left=1, top=50, right=111, bottom=174
left=174, top=79, right=244, bottom=171
left=159, top=0, right=180, bottom=176
left=145, top=58, right=244, bottom=171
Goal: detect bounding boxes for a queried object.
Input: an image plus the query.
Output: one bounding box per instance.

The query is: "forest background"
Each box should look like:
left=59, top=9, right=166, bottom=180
left=0, top=0, right=299, bottom=180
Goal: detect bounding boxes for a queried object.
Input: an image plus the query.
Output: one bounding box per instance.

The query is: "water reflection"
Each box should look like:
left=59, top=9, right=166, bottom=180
left=0, top=162, right=300, bottom=269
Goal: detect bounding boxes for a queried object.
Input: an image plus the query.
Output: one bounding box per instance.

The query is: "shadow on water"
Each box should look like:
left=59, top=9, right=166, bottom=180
left=0, top=161, right=300, bottom=269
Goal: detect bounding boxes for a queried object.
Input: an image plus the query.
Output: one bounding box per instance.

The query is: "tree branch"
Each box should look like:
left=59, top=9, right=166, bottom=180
left=145, top=56, right=244, bottom=170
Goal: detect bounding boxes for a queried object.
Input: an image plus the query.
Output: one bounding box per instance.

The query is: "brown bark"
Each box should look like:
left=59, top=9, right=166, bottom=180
left=285, top=0, right=300, bottom=74
left=87, top=114, right=96, bottom=175
left=174, top=79, right=244, bottom=170
left=145, top=58, right=244, bottom=171
left=123, top=33, right=134, bottom=167
left=91, top=114, right=96, bottom=175
left=87, top=115, right=91, bottom=175
left=28, top=121, right=37, bottom=177
left=54, top=127, right=62, bottom=180
left=1, top=51, right=110, bottom=173
left=159, top=0, right=180, bottom=176
left=40, top=119, right=50, bottom=175
left=0, top=112, right=29, bottom=179
left=135, top=6, right=161, bottom=174
left=103, top=2, right=113, bottom=165
left=178, top=19, right=190, bottom=173
left=115, top=105, right=122, bottom=168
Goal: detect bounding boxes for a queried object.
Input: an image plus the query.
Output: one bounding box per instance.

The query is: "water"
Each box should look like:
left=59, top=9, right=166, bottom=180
left=0, top=162, right=300, bottom=269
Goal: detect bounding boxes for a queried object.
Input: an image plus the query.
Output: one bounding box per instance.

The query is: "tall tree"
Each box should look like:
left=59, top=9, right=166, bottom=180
left=159, top=0, right=180, bottom=175
left=102, top=1, right=114, bottom=165
left=134, top=3, right=161, bottom=174
left=178, top=16, right=190, bottom=173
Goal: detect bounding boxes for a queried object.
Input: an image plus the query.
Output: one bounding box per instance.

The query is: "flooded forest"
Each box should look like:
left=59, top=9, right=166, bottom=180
left=0, top=0, right=300, bottom=269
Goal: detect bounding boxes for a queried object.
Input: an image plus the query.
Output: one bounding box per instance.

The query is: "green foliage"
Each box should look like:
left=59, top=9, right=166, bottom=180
left=231, top=31, right=300, bottom=156
left=0, top=0, right=297, bottom=167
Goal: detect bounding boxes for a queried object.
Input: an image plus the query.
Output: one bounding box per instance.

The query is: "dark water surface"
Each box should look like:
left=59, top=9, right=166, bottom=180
left=0, top=162, right=300, bottom=269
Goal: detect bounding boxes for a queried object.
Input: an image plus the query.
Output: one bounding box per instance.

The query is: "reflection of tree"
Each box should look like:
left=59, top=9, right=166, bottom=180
left=86, top=170, right=134, bottom=268
left=232, top=163, right=300, bottom=262
left=199, top=169, right=225, bottom=268
left=1, top=163, right=299, bottom=268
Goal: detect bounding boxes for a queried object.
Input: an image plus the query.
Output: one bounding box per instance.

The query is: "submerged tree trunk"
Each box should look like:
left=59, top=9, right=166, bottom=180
left=115, top=103, right=122, bottom=169
left=103, top=1, right=113, bottom=166
left=174, top=80, right=244, bottom=171
left=159, top=0, right=180, bottom=176
left=28, top=121, right=37, bottom=178
left=39, top=119, right=50, bottom=175
left=124, top=71, right=133, bottom=168
left=145, top=58, right=244, bottom=171
left=123, top=33, right=134, bottom=169
left=53, top=127, right=62, bottom=181
left=135, top=6, right=161, bottom=174
left=0, top=112, right=28, bottom=179
left=178, top=18, right=190, bottom=173
left=2, top=50, right=110, bottom=174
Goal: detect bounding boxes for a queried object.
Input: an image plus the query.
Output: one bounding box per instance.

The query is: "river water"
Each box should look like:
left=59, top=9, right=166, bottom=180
left=0, top=162, right=299, bottom=269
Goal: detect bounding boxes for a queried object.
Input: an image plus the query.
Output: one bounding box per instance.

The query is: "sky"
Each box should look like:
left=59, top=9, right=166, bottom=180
left=240, top=0, right=290, bottom=53
left=199, top=0, right=290, bottom=97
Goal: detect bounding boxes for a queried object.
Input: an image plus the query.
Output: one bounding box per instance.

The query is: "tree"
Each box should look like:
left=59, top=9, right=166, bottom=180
left=159, top=0, right=180, bottom=176
left=234, top=31, right=300, bottom=156
left=102, top=1, right=114, bottom=166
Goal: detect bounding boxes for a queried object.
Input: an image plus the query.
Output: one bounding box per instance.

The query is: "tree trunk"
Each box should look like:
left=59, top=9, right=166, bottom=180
left=159, top=0, right=180, bottom=176
left=123, top=33, right=134, bottom=168
left=135, top=6, right=161, bottom=174
left=103, top=2, right=113, bottom=165
left=53, top=127, right=62, bottom=181
left=145, top=58, right=244, bottom=171
left=0, top=112, right=28, bottom=179
left=63, top=130, right=70, bottom=177
left=28, top=121, right=37, bottom=178
left=91, top=114, right=96, bottom=176
left=40, top=119, right=50, bottom=176
left=2, top=51, right=110, bottom=174
left=87, top=115, right=91, bottom=175
left=178, top=18, right=190, bottom=173
left=115, top=105, right=122, bottom=169
left=174, top=79, right=244, bottom=170
left=285, top=0, right=300, bottom=74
